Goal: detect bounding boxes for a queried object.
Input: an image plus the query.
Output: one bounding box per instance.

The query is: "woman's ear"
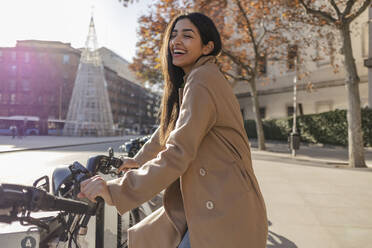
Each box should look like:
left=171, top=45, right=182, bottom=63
left=202, top=41, right=214, bottom=55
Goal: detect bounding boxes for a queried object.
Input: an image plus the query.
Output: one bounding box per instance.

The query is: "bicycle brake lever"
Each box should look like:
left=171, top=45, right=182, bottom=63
left=78, top=197, right=104, bottom=235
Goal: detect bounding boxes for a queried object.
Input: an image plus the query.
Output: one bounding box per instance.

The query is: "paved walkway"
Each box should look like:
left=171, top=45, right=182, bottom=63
left=249, top=139, right=372, bottom=169
left=0, top=135, right=371, bottom=168
left=1, top=135, right=371, bottom=247
left=0, top=135, right=137, bottom=153
left=253, top=157, right=372, bottom=248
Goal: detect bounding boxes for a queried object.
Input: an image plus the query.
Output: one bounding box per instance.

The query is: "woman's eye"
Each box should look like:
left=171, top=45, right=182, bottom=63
left=184, top=35, right=192, bottom=38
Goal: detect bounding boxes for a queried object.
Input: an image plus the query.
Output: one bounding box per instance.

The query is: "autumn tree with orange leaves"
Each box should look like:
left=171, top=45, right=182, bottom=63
left=197, top=0, right=297, bottom=151
left=281, top=0, right=370, bottom=168
left=130, top=1, right=192, bottom=84
left=130, top=0, right=295, bottom=151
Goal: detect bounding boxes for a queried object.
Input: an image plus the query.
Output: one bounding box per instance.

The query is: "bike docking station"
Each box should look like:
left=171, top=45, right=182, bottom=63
left=0, top=146, right=162, bottom=248
left=0, top=222, right=40, bottom=248
left=0, top=148, right=126, bottom=248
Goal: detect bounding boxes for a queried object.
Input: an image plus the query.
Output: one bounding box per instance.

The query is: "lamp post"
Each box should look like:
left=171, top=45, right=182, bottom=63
left=292, top=59, right=297, bottom=156
left=290, top=57, right=300, bottom=156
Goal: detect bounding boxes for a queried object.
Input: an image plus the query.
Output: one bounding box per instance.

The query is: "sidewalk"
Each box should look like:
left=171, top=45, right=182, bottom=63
left=1, top=135, right=371, bottom=169
left=249, top=139, right=372, bottom=169
left=0, top=135, right=138, bottom=153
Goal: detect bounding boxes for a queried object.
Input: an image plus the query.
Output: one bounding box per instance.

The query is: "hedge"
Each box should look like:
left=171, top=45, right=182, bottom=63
left=244, top=107, right=372, bottom=147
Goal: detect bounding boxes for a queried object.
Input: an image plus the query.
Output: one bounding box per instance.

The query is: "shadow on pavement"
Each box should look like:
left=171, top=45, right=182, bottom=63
left=267, top=220, right=297, bottom=248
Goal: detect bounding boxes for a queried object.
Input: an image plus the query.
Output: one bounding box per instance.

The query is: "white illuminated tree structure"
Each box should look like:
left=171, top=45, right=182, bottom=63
left=63, top=16, right=114, bottom=136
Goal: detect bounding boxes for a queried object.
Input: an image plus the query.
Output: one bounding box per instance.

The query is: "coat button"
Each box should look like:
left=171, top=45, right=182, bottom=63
left=206, top=201, right=214, bottom=210
left=199, top=168, right=206, bottom=176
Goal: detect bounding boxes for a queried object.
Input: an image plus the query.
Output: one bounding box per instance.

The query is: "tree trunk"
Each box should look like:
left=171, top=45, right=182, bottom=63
left=340, top=24, right=366, bottom=168
left=249, top=78, right=266, bottom=150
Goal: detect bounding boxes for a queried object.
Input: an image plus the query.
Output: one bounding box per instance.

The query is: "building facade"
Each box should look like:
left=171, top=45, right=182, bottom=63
left=231, top=7, right=370, bottom=121
left=0, top=40, right=160, bottom=135
left=104, top=66, right=160, bottom=134
left=0, top=40, right=79, bottom=133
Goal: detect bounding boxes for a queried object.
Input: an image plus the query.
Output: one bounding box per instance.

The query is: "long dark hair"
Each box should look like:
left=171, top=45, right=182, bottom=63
left=158, top=12, right=222, bottom=146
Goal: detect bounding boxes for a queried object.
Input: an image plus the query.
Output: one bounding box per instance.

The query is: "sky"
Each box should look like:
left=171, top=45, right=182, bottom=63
left=0, top=0, right=152, bottom=62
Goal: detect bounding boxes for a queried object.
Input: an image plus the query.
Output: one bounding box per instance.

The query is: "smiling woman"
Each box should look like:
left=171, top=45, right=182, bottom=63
left=169, top=19, right=215, bottom=74
left=78, top=12, right=268, bottom=248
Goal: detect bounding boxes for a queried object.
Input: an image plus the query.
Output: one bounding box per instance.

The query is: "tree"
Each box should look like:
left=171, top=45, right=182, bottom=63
left=283, top=0, right=370, bottom=168
left=196, top=0, right=294, bottom=151
left=118, top=0, right=139, bottom=7
left=131, top=0, right=294, bottom=151
left=129, top=0, right=191, bottom=84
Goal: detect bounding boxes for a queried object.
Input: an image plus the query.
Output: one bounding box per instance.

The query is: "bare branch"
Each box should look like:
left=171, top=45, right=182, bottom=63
left=343, top=0, right=356, bottom=16
left=221, top=48, right=254, bottom=76
left=234, top=0, right=259, bottom=58
left=329, top=0, right=342, bottom=17
left=347, top=0, right=371, bottom=23
left=257, top=27, right=267, bottom=48
left=298, top=0, right=338, bottom=24
left=221, top=70, right=250, bottom=82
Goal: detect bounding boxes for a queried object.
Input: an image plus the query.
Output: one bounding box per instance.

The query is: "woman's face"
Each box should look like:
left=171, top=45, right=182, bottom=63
left=169, top=18, right=212, bottom=74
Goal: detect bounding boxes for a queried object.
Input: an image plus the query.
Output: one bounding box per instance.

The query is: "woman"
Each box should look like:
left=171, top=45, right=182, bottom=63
left=78, top=12, right=268, bottom=248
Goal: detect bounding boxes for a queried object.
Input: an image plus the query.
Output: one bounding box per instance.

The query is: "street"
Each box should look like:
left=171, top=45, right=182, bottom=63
left=0, top=141, right=126, bottom=185
left=0, top=142, right=371, bottom=247
left=252, top=153, right=372, bottom=248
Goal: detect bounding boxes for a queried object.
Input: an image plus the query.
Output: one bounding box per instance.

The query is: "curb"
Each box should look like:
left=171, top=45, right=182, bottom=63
left=2, top=138, right=371, bottom=171
left=251, top=150, right=372, bottom=171
left=0, top=139, right=125, bottom=154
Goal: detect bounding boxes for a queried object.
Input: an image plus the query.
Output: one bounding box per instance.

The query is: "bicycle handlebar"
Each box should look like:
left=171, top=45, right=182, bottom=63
left=0, top=150, right=124, bottom=247
left=0, top=183, right=89, bottom=215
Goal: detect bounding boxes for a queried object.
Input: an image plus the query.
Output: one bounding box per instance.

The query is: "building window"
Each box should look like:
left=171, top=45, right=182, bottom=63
left=287, top=103, right=303, bottom=116
left=38, top=96, right=43, bottom=104
left=298, top=103, right=303, bottom=116
left=287, top=45, right=298, bottom=70
left=0, top=93, right=2, bottom=102
left=9, top=80, right=16, bottom=91
left=39, top=53, right=46, bottom=63
left=22, top=80, right=30, bottom=91
left=258, top=54, right=267, bottom=76
left=63, top=54, right=70, bottom=64
left=315, top=34, right=335, bottom=67
left=22, top=65, right=31, bottom=76
left=11, top=51, right=16, bottom=61
left=24, top=52, right=30, bottom=63
left=10, top=94, right=16, bottom=104
left=259, top=107, right=266, bottom=119
left=287, top=106, right=294, bottom=117
left=10, top=65, right=17, bottom=75
left=0, top=50, right=2, bottom=62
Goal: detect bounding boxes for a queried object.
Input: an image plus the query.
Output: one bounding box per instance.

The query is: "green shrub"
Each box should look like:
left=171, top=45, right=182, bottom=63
left=244, top=107, right=372, bottom=147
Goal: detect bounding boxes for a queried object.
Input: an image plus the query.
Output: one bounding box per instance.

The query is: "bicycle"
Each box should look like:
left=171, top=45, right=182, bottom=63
left=0, top=148, right=161, bottom=248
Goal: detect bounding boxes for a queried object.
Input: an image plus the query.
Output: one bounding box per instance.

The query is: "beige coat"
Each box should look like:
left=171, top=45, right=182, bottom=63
left=107, top=56, right=268, bottom=248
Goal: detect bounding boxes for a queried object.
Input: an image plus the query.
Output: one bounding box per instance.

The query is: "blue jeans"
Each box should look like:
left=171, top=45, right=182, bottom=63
left=178, top=229, right=191, bottom=248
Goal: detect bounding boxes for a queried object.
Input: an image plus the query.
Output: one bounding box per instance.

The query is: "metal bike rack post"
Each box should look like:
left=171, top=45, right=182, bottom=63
left=96, top=203, right=105, bottom=248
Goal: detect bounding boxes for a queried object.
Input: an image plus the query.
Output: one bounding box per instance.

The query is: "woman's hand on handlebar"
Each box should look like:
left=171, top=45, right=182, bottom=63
left=118, top=157, right=140, bottom=173
left=77, top=175, right=114, bottom=206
